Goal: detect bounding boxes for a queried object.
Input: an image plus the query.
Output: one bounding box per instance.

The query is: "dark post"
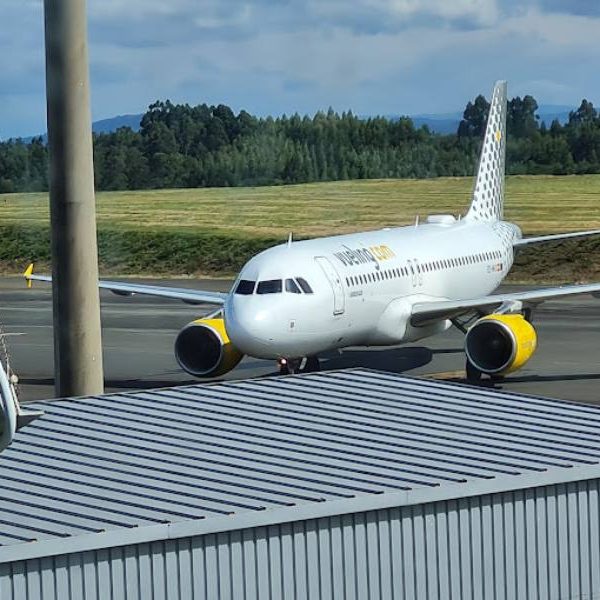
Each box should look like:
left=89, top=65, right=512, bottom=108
left=43, top=0, right=104, bottom=396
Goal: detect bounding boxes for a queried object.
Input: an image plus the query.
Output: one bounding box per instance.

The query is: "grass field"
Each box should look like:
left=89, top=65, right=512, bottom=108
left=1, top=175, right=599, bottom=280
left=3, top=174, right=600, bottom=237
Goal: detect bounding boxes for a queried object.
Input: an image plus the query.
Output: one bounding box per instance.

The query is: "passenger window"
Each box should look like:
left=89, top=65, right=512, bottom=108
left=296, top=278, right=314, bottom=294
left=285, top=278, right=301, bottom=294
left=235, top=279, right=256, bottom=295
left=257, top=279, right=282, bottom=294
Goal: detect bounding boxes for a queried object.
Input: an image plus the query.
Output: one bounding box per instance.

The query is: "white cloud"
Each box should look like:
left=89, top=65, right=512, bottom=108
left=364, top=0, right=499, bottom=25
left=89, top=0, right=197, bottom=20
left=503, top=8, right=600, bottom=49
left=2, top=0, right=600, bottom=138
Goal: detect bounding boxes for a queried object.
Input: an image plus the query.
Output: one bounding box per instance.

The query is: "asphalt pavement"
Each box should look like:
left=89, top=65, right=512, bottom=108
left=0, top=277, right=598, bottom=404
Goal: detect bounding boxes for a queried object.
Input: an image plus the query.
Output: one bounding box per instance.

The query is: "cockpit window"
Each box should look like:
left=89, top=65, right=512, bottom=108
left=296, top=278, right=313, bottom=294
left=257, top=279, right=282, bottom=294
left=235, top=279, right=255, bottom=295
left=285, top=278, right=301, bottom=294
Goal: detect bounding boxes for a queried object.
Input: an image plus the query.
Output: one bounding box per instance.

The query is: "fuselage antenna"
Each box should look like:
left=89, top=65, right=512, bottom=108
left=287, top=232, right=293, bottom=247
left=414, top=215, right=419, bottom=228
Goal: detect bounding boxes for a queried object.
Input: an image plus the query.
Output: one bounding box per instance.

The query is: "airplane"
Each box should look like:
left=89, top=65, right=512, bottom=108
left=25, top=81, right=600, bottom=383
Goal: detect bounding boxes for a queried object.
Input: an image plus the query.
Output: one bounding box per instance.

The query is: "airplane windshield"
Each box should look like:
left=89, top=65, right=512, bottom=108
left=256, top=279, right=282, bottom=294
left=234, top=279, right=255, bottom=295
left=285, top=279, right=301, bottom=294
left=296, top=278, right=313, bottom=294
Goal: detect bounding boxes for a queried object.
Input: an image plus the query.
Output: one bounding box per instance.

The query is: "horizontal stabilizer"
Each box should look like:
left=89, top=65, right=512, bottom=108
left=515, top=229, right=600, bottom=247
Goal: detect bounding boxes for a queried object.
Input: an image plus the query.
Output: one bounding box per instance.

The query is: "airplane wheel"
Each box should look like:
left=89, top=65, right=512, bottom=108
left=466, top=360, right=482, bottom=383
left=301, top=355, right=320, bottom=373
left=279, top=356, right=320, bottom=375
left=278, top=359, right=294, bottom=375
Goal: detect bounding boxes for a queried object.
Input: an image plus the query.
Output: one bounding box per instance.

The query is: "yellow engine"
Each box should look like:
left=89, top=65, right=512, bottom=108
left=465, top=314, right=537, bottom=376
left=174, top=318, right=243, bottom=378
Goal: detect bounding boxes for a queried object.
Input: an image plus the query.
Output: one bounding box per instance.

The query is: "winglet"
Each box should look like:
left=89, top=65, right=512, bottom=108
left=23, top=263, right=34, bottom=289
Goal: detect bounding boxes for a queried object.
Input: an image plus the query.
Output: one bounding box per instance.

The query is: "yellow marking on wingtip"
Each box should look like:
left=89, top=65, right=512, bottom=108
left=24, top=263, right=34, bottom=289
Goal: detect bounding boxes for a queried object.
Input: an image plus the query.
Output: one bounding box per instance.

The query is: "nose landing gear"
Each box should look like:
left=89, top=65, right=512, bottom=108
left=278, top=355, right=320, bottom=375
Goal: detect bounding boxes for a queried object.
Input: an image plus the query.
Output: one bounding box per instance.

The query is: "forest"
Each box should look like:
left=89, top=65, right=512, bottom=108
left=1, top=93, right=600, bottom=193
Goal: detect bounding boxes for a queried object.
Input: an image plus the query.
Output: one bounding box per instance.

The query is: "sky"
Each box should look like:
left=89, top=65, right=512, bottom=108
left=2, top=0, right=600, bottom=139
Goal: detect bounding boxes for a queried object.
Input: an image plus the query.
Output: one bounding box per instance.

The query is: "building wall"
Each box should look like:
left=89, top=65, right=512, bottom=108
left=1, top=478, right=599, bottom=600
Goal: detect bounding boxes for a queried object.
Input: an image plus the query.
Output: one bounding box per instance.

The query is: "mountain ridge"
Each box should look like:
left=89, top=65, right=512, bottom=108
left=17, top=104, right=577, bottom=140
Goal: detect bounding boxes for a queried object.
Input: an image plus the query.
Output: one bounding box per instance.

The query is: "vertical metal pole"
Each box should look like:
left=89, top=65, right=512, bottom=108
left=43, top=0, right=104, bottom=396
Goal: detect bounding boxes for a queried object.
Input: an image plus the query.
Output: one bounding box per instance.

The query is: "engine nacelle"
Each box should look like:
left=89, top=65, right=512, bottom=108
left=465, top=314, right=537, bottom=375
left=174, top=318, right=243, bottom=378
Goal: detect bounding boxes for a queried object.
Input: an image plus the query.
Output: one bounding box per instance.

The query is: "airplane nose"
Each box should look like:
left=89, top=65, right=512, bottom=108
left=225, top=298, right=273, bottom=356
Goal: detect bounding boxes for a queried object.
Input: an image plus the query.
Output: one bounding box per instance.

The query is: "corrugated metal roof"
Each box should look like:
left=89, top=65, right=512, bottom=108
left=2, top=368, right=600, bottom=563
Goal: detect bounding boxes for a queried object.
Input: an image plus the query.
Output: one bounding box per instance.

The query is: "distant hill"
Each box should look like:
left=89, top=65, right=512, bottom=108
left=535, top=105, right=573, bottom=127
left=19, top=113, right=142, bottom=142
left=409, top=113, right=463, bottom=134
left=91, top=113, right=142, bottom=134
left=17, top=104, right=577, bottom=141
left=406, top=104, right=575, bottom=134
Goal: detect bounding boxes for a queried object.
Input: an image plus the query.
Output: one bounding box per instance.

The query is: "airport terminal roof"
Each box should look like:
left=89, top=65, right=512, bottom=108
left=2, top=368, right=600, bottom=563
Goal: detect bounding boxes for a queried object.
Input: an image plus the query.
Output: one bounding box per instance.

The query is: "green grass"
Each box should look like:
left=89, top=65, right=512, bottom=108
left=3, top=174, right=600, bottom=237
left=1, top=175, right=600, bottom=280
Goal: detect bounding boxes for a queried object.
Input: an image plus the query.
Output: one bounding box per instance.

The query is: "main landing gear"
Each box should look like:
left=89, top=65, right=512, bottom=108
left=465, top=359, right=482, bottom=383
left=465, top=359, right=507, bottom=384
left=278, top=355, right=320, bottom=375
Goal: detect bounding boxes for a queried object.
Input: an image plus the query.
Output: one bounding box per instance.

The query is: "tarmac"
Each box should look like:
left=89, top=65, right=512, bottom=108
left=0, top=277, right=598, bottom=404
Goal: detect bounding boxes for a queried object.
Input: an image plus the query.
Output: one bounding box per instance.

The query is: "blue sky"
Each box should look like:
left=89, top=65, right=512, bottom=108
left=2, top=0, right=600, bottom=139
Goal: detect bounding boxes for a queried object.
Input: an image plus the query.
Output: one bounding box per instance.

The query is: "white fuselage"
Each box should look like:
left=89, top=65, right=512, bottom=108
left=224, top=217, right=522, bottom=360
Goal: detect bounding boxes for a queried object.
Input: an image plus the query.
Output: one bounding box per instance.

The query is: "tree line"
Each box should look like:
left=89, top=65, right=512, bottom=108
left=2, top=94, right=600, bottom=193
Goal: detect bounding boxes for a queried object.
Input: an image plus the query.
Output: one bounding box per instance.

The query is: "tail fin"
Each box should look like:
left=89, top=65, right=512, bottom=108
left=465, top=80, right=507, bottom=222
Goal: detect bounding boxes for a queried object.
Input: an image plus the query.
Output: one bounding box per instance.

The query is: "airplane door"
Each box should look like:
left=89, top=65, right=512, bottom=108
left=408, top=260, right=417, bottom=287
left=315, top=256, right=345, bottom=315
left=414, top=259, right=423, bottom=286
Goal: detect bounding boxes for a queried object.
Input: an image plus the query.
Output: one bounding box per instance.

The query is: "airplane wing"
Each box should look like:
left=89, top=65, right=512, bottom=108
left=23, top=264, right=228, bottom=306
left=515, top=229, right=600, bottom=247
left=411, top=283, right=600, bottom=326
